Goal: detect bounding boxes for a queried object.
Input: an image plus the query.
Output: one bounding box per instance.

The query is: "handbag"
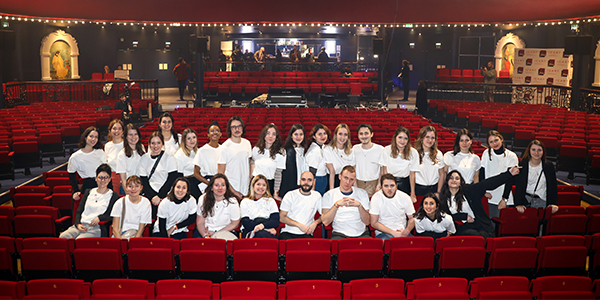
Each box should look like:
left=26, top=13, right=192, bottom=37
left=525, top=168, right=544, bottom=207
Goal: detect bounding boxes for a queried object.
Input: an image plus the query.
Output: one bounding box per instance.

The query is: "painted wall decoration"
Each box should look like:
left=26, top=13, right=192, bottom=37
left=495, top=33, right=526, bottom=78
left=49, top=41, right=71, bottom=79
left=502, top=43, right=516, bottom=76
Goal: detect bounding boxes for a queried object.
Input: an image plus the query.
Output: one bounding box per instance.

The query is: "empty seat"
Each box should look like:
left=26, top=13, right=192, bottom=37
left=13, top=206, right=70, bottom=238
left=468, top=276, right=531, bottom=300
left=24, top=279, right=90, bottom=299
left=384, top=237, right=434, bottom=282
left=220, top=281, right=277, bottom=300
left=18, top=237, right=73, bottom=281
left=90, top=279, right=153, bottom=299
left=279, top=280, right=342, bottom=300
left=127, top=238, right=177, bottom=282
left=343, top=278, right=405, bottom=300
left=536, top=235, right=587, bottom=277
left=179, top=238, right=228, bottom=282
left=155, top=279, right=217, bottom=300
left=486, top=237, right=538, bottom=278
left=0, top=281, right=25, bottom=299
left=406, top=277, right=469, bottom=300
left=492, top=207, right=541, bottom=237
left=73, top=237, right=125, bottom=282
left=284, top=238, right=331, bottom=281
left=232, top=238, right=279, bottom=282
left=334, top=238, right=384, bottom=283
left=435, top=236, right=486, bottom=280
left=530, top=276, right=597, bottom=300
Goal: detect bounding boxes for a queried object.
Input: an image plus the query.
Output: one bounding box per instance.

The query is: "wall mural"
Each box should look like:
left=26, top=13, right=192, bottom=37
left=40, top=30, right=80, bottom=80
left=502, top=42, right=516, bottom=77
left=49, top=41, right=71, bottom=80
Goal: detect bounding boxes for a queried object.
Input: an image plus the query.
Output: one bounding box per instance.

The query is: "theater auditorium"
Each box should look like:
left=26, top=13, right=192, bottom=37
left=0, top=0, right=600, bottom=298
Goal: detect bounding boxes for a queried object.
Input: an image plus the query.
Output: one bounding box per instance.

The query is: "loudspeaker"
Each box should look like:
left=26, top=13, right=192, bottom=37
left=197, top=37, right=209, bottom=54
left=564, top=35, right=592, bottom=55
left=373, top=38, right=383, bottom=55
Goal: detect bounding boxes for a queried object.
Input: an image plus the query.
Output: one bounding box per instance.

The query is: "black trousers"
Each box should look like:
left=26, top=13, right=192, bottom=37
left=177, top=80, right=186, bottom=100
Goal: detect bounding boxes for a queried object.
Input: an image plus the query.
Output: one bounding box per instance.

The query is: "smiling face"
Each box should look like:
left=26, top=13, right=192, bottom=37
left=208, top=125, right=222, bottom=143
left=126, top=181, right=142, bottom=197
left=174, top=180, right=188, bottom=200
left=126, top=129, right=139, bottom=147
left=488, top=134, right=503, bottom=151
left=95, top=171, right=111, bottom=189
left=150, top=136, right=163, bottom=155
left=314, top=128, right=328, bottom=145
left=110, top=123, right=123, bottom=141
left=264, top=127, right=277, bottom=148
left=396, top=132, right=409, bottom=150
left=230, top=120, right=243, bottom=138
left=185, top=132, right=197, bottom=150
left=423, top=197, right=437, bottom=218
left=459, top=134, right=472, bottom=153
left=212, top=178, right=227, bottom=198
left=160, top=116, right=173, bottom=132
left=253, top=178, right=268, bottom=199
left=358, top=127, right=373, bottom=145
left=422, top=131, right=436, bottom=150
left=447, top=172, right=462, bottom=189
left=292, top=129, right=304, bottom=147
left=529, top=144, right=544, bottom=161
left=86, top=130, right=99, bottom=148
left=336, top=128, right=349, bottom=148
left=381, top=179, right=397, bottom=198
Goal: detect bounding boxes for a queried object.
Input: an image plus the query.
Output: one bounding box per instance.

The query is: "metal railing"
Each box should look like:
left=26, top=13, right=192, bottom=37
left=3, top=79, right=159, bottom=107
left=425, top=80, right=572, bottom=109
left=580, top=87, right=600, bottom=114
left=203, top=61, right=379, bottom=73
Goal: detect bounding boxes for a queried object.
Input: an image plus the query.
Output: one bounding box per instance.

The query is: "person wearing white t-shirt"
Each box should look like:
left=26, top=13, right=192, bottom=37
left=60, top=164, right=119, bottom=239
left=414, top=126, right=445, bottom=196
left=152, top=178, right=197, bottom=239
left=321, top=166, right=370, bottom=239
left=480, top=130, right=518, bottom=219
left=380, top=126, right=420, bottom=202
left=194, top=121, right=222, bottom=194
left=116, top=124, right=145, bottom=195
left=68, top=127, right=108, bottom=202
left=196, top=174, right=241, bottom=239
left=353, top=124, right=383, bottom=198
left=414, top=193, right=455, bottom=240
left=279, top=124, right=309, bottom=198
left=240, top=175, right=280, bottom=238
left=174, top=128, right=201, bottom=199
left=158, top=112, right=181, bottom=155
left=443, top=129, right=481, bottom=184
left=105, top=119, right=124, bottom=193
left=306, top=124, right=330, bottom=196
left=370, top=174, right=415, bottom=239
left=250, top=124, right=286, bottom=200
left=139, top=132, right=179, bottom=218
left=324, top=124, right=355, bottom=191
left=110, top=176, right=152, bottom=239
left=279, top=171, right=322, bottom=239
left=218, top=116, right=252, bottom=198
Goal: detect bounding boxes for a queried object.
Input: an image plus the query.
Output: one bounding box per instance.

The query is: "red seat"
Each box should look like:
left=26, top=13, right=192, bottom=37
left=13, top=206, right=70, bottom=238
left=280, top=280, right=342, bottom=300
left=468, top=276, right=531, bottom=300
left=127, top=238, right=177, bottom=282
left=0, top=281, right=25, bottom=299
left=530, top=276, right=597, bottom=300
left=406, top=277, right=469, bottom=300
left=179, top=238, right=228, bottom=283
left=24, top=279, right=90, bottom=299
left=90, top=279, right=154, bottom=299
left=384, top=237, right=434, bottom=282
left=220, top=281, right=277, bottom=300
left=73, top=238, right=125, bottom=282
left=485, top=237, right=538, bottom=278
left=155, top=279, right=218, bottom=300
left=492, top=207, right=541, bottom=237
left=231, top=238, right=279, bottom=282
left=435, top=236, right=486, bottom=280
left=343, top=278, right=405, bottom=300
left=284, top=238, right=331, bottom=281
left=333, top=238, right=383, bottom=283
left=536, top=236, right=587, bottom=277
left=18, top=237, right=74, bottom=281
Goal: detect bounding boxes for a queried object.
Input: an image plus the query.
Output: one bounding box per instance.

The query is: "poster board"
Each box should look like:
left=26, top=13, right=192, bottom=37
left=512, top=48, right=573, bottom=87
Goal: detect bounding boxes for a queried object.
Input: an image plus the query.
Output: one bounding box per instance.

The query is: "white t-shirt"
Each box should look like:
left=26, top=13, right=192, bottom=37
left=80, top=188, right=114, bottom=224
left=369, top=189, right=415, bottom=234
left=481, top=149, right=518, bottom=205
left=293, top=147, right=309, bottom=185
left=116, top=149, right=143, bottom=179
left=218, top=138, right=252, bottom=195
left=379, top=146, right=420, bottom=178
left=163, top=133, right=182, bottom=156
left=174, top=148, right=197, bottom=177
left=240, top=197, right=279, bottom=232
left=322, top=187, right=370, bottom=237
left=306, top=142, right=328, bottom=176
left=251, top=147, right=286, bottom=179
left=68, top=149, right=107, bottom=178
left=415, top=213, right=456, bottom=234
left=194, top=144, right=221, bottom=177
left=323, top=146, right=356, bottom=175
left=153, top=196, right=197, bottom=234
left=105, top=141, right=124, bottom=171
left=415, top=151, right=445, bottom=186
left=197, top=195, right=241, bottom=232
left=110, top=196, right=152, bottom=232
left=138, top=152, right=178, bottom=193
left=352, top=143, right=384, bottom=181
left=526, top=163, right=547, bottom=201
left=443, top=151, right=481, bottom=184
left=280, top=189, right=322, bottom=235
left=447, top=195, right=475, bottom=221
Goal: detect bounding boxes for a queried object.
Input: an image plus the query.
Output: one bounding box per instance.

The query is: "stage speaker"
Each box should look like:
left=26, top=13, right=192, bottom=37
left=564, top=35, right=592, bottom=55
left=373, top=38, right=383, bottom=55
left=191, top=36, right=209, bottom=55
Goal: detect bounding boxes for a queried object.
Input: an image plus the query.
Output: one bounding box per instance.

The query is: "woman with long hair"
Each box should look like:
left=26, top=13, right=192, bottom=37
left=380, top=126, right=419, bottom=202
left=110, top=175, right=152, bottom=239
left=174, top=128, right=201, bottom=199
left=414, top=126, right=445, bottom=196
left=240, top=175, right=279, bottom=238
left=250, top=124, right=286, bottom=199
left=413, top=193, right=455, bottom=240
left=68, top=126, right=107, bottom=201
left=305, top=124, right=330, bottom=195
left=443, top=128, right=481, bottom=184
left=279, top=124, right=309, bottom=198
left=324, top=123, right=355, bottom=190
left=195, top=173, right=240, bottom=239
left=158, top=112, right=181, bottom=155
left=152, top=177, right=197, bottom=239
left=438, top=167, right=520, bottom=237
left=105, top=119, right=125, bottom=193
left=514, top=140, right=559, bottom=214
left=194, top=121, right=222, bottom=194
left=480, top=130, right=518, bottom=219
left=116, top=123, right=145, bottom=194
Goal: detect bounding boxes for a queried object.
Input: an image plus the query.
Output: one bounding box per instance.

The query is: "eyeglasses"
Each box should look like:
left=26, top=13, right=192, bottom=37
left=231, top=125, right=243, bottom=130
left=97, top=176, right=110, bottom=180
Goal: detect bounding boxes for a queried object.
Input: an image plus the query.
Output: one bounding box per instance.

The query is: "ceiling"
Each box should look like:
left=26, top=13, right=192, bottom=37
left=2, top=0, right=600, bottom=25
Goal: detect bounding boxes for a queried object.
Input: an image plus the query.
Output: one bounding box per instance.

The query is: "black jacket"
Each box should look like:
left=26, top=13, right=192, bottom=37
left=513, top=159, right=558, bottom=207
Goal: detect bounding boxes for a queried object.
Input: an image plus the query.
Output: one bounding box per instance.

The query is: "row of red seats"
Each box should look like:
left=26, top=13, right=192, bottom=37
left=205, top=71, right=378, bottom=78
left=0, top=235, right=596, bottom=284
left=435, top=68, right=512, bottom=83
left=205, top=76, right=371, bottom=84
left=0, top=276, right=597, bottom=299
left=205, top=82, right=377, bottom=97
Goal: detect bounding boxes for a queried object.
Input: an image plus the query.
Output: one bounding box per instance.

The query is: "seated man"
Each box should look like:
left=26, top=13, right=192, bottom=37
left=370, top=173, right=415, bottom=239
left=321, top=165, right=370, bottom=239
left=279, top=171, right=322, bottom=240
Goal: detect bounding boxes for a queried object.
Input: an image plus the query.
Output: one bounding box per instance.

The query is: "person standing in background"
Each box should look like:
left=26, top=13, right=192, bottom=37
left=173, top=57, right=190, bottom=101
left=481, top=61, right=496, bottom=102
left=398, top=60, right=410, bottom=101
left=317, top=46, right=329, bottom=71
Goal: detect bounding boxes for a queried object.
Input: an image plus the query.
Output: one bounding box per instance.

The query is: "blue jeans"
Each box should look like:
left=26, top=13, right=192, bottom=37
left=375, top=232, right=414, bottom=240
left=315, top=175, right=328, bottom=196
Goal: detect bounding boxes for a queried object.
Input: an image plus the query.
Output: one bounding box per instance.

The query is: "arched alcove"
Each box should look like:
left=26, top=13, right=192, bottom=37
left=40, top=30, right=80, bottom=80
left=593, top=39, right=600, bottom=87
left=495, top=33, right=526, bottom=77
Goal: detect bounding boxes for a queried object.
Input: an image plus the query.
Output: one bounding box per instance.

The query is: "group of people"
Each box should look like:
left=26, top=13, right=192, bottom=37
left=61, top=113, right=559, bottom=241
left=220, top=45, right=331, bottom=72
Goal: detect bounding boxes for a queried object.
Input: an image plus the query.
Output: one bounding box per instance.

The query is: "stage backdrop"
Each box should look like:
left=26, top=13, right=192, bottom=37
left=512, top=48, right=573, bottom=87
